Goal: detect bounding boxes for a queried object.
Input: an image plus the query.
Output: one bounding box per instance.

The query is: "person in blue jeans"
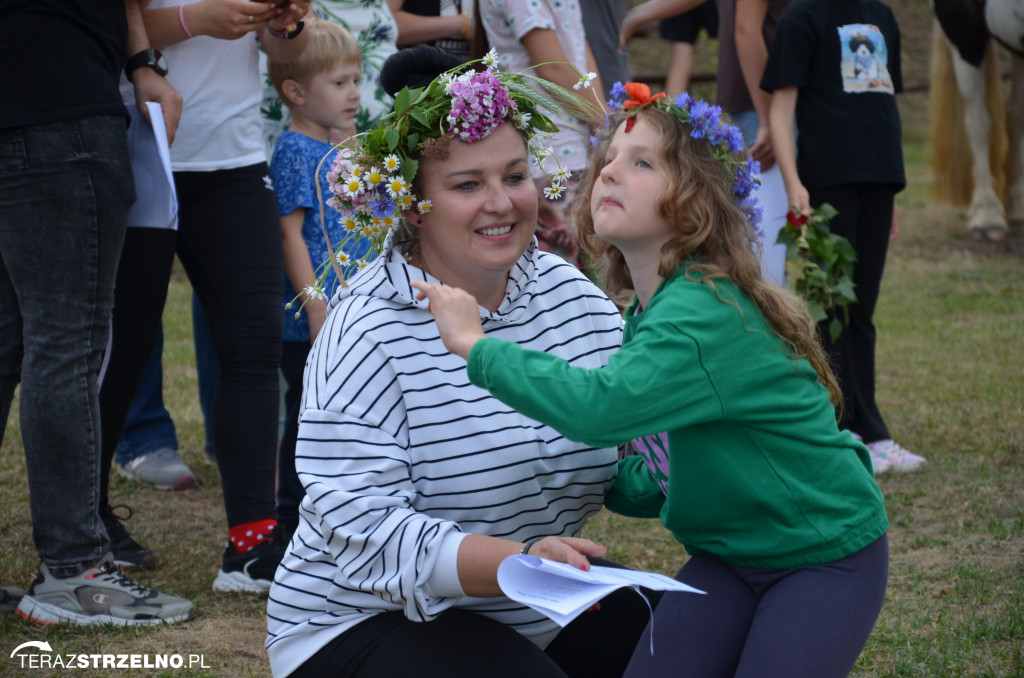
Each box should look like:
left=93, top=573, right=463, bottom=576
left=1, top=0, right=193, bottom=626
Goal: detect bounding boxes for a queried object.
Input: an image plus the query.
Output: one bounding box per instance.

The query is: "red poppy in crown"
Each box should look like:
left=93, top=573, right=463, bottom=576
left=621, top=82, right=666, bottom=131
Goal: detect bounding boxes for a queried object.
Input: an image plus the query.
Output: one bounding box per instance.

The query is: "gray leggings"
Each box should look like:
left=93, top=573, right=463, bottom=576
left=624, top=534, right=889, bottom=678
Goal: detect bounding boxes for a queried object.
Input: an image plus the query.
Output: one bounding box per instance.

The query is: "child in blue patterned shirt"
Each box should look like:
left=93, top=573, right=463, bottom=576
left=268, top=19, right=370, bottom=542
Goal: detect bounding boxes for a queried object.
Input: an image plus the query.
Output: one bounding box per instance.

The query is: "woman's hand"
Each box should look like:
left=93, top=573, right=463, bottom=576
left=188, top=0, right=279, bottom=40
left=525, top=536, right=608, bottom=572
left=410, top=281, right=486, bottom=360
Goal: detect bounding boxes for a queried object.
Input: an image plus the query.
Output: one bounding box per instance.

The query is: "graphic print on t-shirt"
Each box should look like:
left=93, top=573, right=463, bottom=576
left=632, top=432, right=671, bottom=496
left=837, top=23, right=894, bottom=94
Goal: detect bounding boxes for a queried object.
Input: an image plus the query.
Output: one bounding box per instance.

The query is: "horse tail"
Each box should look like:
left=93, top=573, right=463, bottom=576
left=929, top=23, right=1007, bottom=206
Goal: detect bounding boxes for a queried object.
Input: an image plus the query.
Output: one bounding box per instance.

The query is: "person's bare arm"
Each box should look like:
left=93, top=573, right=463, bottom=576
left=520, top=28, right=602, bottom=110
left=456, top=534, right=606, bottom=597
left=281, top=209, right=328, bottom=342
left=735, top=0, right=775, bottom=167
left=387, top=0, right=471, bottom=45
left=142, top=0, right=277, bottom=48
left=142, top=0, right=311, bottom=60
left=619, top=0, right=704, bottom=49
left=125, top=0, right=183, bottom=145
left=768, top=85, right=808, bottom=212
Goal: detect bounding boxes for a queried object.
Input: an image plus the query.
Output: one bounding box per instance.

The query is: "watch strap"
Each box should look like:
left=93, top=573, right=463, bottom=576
left=125, top=48, right=167, bottom=79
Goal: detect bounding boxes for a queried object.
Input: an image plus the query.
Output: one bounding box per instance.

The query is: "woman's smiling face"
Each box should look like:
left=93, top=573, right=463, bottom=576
left=410, top=122, right=538, bottom=298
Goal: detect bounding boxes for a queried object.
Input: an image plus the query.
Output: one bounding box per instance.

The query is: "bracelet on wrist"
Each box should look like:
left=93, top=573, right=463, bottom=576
left=459, top=13, right=470, bottom=37
left=266, top=20, right=305, bottom=40
left=178, top=3, right=195, bottom=39
left=520, top=538, right=542, bottom=556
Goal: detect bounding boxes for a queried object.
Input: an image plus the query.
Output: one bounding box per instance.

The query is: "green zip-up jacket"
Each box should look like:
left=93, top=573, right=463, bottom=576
left=467, top=267, right=888, bottom=569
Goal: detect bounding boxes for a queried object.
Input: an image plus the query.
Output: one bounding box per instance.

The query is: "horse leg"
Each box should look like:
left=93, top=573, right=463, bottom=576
left=949, top=43, right=1009, bottom=240
left=1006, top=56, right=1024, bottom=229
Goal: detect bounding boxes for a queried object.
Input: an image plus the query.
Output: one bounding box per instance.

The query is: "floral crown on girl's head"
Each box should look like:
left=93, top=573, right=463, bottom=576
left=322, top=49, right=597, bottom=265
left=599, top=82, right=764, bottom=236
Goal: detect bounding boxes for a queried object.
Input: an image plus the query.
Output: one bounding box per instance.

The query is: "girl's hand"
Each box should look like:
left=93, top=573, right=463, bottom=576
left=788, top=184, right=811, bottom=216
left=524, top=536, right=608, bottom=572
left=410, top=281, right=486, bottom=359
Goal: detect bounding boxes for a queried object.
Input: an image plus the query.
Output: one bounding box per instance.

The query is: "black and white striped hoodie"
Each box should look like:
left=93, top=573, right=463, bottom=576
left=266, top=235, right=624, bottom=677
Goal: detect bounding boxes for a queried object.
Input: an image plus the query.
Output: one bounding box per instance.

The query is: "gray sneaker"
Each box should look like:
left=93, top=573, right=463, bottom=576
left=15, top=554, right=193, bottom=626
left=116, top=447, right=197, bottom=491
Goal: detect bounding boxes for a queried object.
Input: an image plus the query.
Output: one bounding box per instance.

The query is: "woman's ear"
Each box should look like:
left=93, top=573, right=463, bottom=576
left=402, top=208, right=424, bottom=228
left=281, top=78, right=305, bottom=107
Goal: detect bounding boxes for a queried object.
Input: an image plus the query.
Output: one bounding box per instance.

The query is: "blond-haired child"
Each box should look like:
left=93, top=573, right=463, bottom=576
left=267, top=19, right=369, bottom=541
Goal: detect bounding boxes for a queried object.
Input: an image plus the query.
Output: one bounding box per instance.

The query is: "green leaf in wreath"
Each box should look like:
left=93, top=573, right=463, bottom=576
left=402, top=158, right=419, bottom=185
left=394, top=88, right=413, bottom=116
left=408, top=106, right=430, bottom=128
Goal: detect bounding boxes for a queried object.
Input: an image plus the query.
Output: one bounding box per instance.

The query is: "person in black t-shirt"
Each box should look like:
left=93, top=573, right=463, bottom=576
left=762, top=0, right=926, bottom=474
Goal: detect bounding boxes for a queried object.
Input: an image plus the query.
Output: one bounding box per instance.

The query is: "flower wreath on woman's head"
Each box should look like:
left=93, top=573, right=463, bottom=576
left=596, top=82, right=764, bottom=239
left=303, top=49, right=599, bottom=303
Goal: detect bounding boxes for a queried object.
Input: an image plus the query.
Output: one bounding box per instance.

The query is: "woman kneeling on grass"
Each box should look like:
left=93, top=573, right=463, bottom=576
left=265, top=47, right=655, bottom=678
left=413, top=84, right=891, bottom=678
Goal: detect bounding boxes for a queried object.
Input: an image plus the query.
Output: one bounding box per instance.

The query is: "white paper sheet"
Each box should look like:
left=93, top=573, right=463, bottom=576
left=497, top=555, right=705, bottom=627
left=125, top=102, right=178, bottom=230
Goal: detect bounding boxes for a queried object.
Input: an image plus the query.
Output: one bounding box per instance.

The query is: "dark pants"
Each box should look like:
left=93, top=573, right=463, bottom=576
left=99, top=163, right=282, bottom=528
left=290, top=561, right=658, bottom=678
left=113, top=293, right=218, bottom=464
left=0, top=115, right=134, bottom=575
left=810, top=184, right=897, bottom=442
left=623, top=535, right=889, bottom=678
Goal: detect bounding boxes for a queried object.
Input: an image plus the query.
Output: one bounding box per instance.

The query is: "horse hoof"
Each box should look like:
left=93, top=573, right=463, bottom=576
left=969, top=225, right=1008, bottom=242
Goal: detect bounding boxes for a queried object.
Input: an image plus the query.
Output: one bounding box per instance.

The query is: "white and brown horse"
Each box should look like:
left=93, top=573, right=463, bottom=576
left=930, top=0, right=1023, bottom=240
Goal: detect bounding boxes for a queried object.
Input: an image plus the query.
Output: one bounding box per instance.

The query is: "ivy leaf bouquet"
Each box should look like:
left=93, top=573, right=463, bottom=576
left=775, top=203, right=857, bottom=343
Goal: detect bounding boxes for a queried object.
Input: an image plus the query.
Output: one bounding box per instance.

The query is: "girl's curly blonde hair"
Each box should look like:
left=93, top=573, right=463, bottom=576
left=575, top=107, right=843, bottom=408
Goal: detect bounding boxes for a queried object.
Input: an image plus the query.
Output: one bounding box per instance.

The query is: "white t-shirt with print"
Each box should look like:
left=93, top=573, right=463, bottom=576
left=479, top=0, right=589, bottom=174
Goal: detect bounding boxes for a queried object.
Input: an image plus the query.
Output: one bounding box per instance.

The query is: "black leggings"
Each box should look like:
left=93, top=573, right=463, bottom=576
left=100, top=163, right=282, bottom=527
left=290, top=563, right=659, bottom=678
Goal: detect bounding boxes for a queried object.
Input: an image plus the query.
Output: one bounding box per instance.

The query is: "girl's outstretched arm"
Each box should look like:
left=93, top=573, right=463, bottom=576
left=411, top=280, right=487, bottom=359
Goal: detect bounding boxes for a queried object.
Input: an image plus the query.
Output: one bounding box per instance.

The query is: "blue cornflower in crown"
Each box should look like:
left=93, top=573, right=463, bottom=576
left=315, top=48, right=598, bottom=298
left=602, top=82, right=764, bottom=237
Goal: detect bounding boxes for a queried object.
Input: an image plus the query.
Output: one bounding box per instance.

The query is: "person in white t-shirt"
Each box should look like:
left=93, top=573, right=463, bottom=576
left=97, top=0, right=310, bottom=594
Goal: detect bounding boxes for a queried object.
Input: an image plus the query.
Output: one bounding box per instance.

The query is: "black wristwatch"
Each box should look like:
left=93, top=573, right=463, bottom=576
left=125, top=48, right=168, bottom=79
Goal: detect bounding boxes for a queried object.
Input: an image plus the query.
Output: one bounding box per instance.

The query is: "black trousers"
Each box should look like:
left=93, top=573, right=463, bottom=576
left=809, top=183, right=897, bottom=443
left=290, top=560, right=660, bottom=678
left=99, top=163, right=283, bottom=527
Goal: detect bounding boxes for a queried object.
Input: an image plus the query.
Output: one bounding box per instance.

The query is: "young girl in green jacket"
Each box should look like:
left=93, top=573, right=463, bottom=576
left=412, top=83, right=889, bottom=678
